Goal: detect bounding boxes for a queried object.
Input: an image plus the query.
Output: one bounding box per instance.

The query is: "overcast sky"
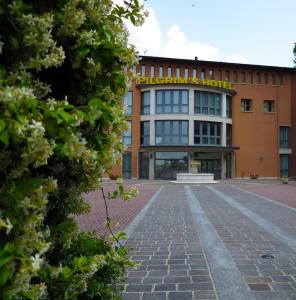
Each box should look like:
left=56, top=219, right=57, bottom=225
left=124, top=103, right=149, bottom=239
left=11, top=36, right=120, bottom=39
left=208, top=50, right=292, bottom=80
left=125, top=0, right=296, bottom=67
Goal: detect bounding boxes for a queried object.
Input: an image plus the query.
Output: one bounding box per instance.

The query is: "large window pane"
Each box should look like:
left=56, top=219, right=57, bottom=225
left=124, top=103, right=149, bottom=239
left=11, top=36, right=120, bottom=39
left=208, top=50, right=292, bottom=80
left=280, top=127, right=289, bottom=148
left=156, top=90, right=189, bottom=114
left=140, top=121, right=150, bottom=145
left=194, top=121, right=221, bottom=146
left=280, top=154, right=289, bottom=177
left=123, top=121, right=132, bottom=146
left=141, top=91, right=150, bottom=115
left=155, top=121, right=188, bottom=145
left=194, top=91, right=222, bottom=116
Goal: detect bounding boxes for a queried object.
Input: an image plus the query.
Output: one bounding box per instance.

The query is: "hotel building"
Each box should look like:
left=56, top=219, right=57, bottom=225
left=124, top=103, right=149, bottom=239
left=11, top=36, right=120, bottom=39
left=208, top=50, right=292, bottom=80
left=117, top=56, right=296, bottom=180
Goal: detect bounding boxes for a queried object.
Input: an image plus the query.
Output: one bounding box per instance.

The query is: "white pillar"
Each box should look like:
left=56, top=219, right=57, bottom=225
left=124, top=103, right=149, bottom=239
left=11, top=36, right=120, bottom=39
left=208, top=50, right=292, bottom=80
left=150, top=89, right=155, bottom=115
left=149, top=152, right=154, bottom=180
left=222, top=93, right=227, bottom=118
left=221, top=154, right=226, bottom=179
left=222, top=122, right=227, bottom=147
left=189, top=119, right=194, bottom=145
left=150, top=120, right=155, bottom=145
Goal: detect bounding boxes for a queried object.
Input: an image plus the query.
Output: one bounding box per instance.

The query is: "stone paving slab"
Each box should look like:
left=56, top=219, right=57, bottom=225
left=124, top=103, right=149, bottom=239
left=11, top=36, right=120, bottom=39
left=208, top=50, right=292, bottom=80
left=122, top=186, right=218, bottom=300
left=217, top=185, right=296, bottom=237
left=191, top=186, right=296, bottom=299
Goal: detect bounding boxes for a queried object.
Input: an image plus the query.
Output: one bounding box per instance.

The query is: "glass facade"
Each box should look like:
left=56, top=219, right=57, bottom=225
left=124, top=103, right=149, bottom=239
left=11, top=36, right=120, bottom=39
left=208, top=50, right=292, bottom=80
left=156, top=90, right=189, bottom=114
left=141, top=91, right=150, bottom=115
left=194, top=91, right=222, bottom=116
left=194, top=121, right=221, bottom=145
left=226, top=95, right=232, bottom=118
left=193, top=152, right=221, bottom=180
left=155, top=152, right=188, bottom=180
left=155, top=120, right=188, bottom=145
left=124, top=91, right=132, bottom=115
left=140, top=121, right=150, bottom=145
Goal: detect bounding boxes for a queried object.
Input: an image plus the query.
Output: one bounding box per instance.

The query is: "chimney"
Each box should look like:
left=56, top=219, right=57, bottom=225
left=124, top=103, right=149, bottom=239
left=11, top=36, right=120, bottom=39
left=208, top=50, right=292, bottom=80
left=194, top=56, right=198, bottom=60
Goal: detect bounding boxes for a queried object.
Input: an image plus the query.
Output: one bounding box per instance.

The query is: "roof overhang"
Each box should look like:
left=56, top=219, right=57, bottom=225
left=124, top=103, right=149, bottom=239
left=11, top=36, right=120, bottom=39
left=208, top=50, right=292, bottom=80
left=140, top=145, right=239, bottom=152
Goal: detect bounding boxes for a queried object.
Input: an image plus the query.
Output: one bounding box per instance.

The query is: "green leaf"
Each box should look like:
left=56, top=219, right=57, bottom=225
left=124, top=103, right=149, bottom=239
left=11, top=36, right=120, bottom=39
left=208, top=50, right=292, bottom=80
left=0, top=132, right=9, bottom=146
left=79, top=48, right=90, bottom=59
left=0, top=120, right=5, bottom=132
left=0, top=266, right=11, bottom=286
left=0, top=250, right=13, bottom=267
left=88, top=98, right=103, bottom=109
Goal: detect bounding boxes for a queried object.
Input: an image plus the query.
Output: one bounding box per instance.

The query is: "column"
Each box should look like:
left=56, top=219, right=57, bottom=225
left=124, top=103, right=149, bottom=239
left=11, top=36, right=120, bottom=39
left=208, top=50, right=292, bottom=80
left=149, top=152, right=154, bottom=180
left=222, top=122, right=227, bottom=147
left=150, top=89, right=155, bottom=115
left=221, top=154, right=226, bottom=179
left=222, top=93, right=227, bottom=118
left=150, top=120, right=155, bottom=145
left=189, top=89, right=194, bottom=115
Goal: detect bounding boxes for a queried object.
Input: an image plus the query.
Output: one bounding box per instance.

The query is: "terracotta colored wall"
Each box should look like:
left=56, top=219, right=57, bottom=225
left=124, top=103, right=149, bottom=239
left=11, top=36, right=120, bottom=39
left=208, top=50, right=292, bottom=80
left=290, top=73, right=296, bottom=177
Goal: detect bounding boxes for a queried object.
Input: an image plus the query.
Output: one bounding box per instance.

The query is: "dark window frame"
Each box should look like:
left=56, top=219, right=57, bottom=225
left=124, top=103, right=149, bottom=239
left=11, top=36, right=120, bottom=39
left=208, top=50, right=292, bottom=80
left=240, top=99, right=253, bottom=112
left=156, top=90, right=189, bottom=114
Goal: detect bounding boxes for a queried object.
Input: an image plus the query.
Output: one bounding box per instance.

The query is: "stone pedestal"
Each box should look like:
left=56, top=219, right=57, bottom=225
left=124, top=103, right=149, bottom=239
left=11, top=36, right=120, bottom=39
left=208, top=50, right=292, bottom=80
left=174, top=173, right=217, bottom=184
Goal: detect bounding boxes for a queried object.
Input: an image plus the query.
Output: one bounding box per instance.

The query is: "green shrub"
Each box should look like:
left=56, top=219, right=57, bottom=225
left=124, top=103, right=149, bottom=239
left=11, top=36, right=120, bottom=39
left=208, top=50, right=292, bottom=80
left=0, top=0, right=143, bottom=299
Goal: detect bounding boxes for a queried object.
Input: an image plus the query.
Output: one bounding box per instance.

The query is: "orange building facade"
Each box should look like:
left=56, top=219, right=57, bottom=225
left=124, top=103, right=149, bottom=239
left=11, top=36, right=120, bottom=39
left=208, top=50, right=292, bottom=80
left=117, top=56, right=296, bottom=180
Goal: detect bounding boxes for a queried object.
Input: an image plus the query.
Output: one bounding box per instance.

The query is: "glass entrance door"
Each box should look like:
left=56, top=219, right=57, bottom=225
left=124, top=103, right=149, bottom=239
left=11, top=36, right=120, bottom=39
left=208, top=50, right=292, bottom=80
left=194, top=152, right=221, bottom=179
left=155, top=152, right=188, bottom=180
left=139, top=152, right=149, bottom=179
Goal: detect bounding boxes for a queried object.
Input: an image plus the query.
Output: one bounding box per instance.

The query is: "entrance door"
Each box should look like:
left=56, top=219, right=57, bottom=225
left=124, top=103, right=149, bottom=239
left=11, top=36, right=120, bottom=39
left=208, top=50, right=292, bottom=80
left=139, top=152, right=149, bottom=179
left=122, top=153, right=132, bottom=179
left=155, top=152, right=188, bottom=180
left=194, top=152, right=221, bottom=180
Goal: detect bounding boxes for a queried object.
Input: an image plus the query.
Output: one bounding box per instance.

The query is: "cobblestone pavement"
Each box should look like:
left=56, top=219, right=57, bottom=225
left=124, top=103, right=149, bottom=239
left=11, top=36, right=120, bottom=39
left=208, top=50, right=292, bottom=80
left=122, top=183, right=296, bottom=300
left=76, top=181, right=159, bottom=236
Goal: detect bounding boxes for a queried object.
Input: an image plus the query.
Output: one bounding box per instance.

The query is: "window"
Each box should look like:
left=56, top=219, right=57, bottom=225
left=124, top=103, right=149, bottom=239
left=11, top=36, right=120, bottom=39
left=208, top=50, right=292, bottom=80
left=201, top=69, right=206, bottom=80
left=194, top=91, right=222, bottom=116
left=124, top=91, right=132, bottom=115
left=123, top=121, right=132, bottom=145
left=280, top=154, right=289, bottom=177
left=156, top=90, right=189, bottom=114
left=249, top=72, right=253, bottom=84
left=233, top=71, right=238, bottom=83
left=218, top=69, right=222, bottom=80
left=132, top=65, right=137, bottom=74
left=241, top=71, right=246, bottom=83
left=256, top=72, right=261, bottom=84
left=264, top=73, right=268, bottom=85
left=278, top=74, right=283, bottom=86
left=272, top=73, right=276, bottom=85
left=184, top=68, right=189, bottom=78
left=240, top=99, right=253, bottom=112
left=150, top=65, right=154, bottom=77
left=226, top=96, right=232, bottom=118
left=141, top=65, right=146, bottom=76
left=141, top=91, right=150, bottom=115
left=140, top=121, right=150, bottom=145
left=194, top=121, right=221, bottom=145
left=209, top=69, right=214, bottom=79
left=168, top=66, right=172, bottom=77
left=264, top=100, right=275, bottom=113
left=225, top=71, right=230, bottom=81
left=122, top=153, right=132, bottom=179
left=226, top=124, right=232, bottom=146
left=159, top=66, right=163, bottom=77
left=193, top=68, right=197, bottom=78
left=280, top=127, right=289, bottom=148
left=176, top=67, right=180, bottom=78
left=155, top=120, right=188, bottom=145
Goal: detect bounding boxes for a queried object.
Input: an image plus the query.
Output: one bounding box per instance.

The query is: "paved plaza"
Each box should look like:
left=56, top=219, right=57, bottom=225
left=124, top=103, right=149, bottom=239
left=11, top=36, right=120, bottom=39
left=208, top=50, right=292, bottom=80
left=116, top=182, right=296, bottom=300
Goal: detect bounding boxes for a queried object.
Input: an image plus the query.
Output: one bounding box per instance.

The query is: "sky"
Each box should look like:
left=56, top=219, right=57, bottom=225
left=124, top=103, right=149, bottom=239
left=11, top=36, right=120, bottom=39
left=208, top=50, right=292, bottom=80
left=125, top=0, right=296, bottom=67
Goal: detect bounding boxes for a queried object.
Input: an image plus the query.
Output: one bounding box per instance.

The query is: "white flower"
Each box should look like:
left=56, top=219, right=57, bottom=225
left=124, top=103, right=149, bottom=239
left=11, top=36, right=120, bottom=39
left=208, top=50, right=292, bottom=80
left=5, top=218, right=13, bottom=234
left=30, top=253, right=43, bottom=271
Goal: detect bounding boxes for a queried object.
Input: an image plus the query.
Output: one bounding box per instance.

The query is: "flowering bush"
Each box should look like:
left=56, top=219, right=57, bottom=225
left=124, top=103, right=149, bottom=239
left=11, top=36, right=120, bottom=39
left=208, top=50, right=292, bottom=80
left=0, top=0, right=143, bottom=299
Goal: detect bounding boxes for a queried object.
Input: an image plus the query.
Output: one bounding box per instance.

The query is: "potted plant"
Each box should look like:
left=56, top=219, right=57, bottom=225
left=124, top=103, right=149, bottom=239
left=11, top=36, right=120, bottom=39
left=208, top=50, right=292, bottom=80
left=282, top=176, right=288, bottom=184
left=250, top=173, right=258, bottom=179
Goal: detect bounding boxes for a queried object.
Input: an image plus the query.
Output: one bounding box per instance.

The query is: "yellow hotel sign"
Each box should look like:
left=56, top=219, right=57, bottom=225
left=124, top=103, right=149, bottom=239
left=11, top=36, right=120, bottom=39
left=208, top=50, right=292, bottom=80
left=136, top=76, right=235, bottom=90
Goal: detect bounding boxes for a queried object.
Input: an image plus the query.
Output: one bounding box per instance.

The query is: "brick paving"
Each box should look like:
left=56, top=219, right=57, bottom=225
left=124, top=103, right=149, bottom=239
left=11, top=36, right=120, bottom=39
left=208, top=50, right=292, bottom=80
left=76, top=181, right=159, bottom=236
left=76, top=181, right=296, bottom=299
left=191, top=186, right=296, bottom=299
left=122, top=186, right=217, bottom=300
left=237, top=183, right=296, bottom=209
